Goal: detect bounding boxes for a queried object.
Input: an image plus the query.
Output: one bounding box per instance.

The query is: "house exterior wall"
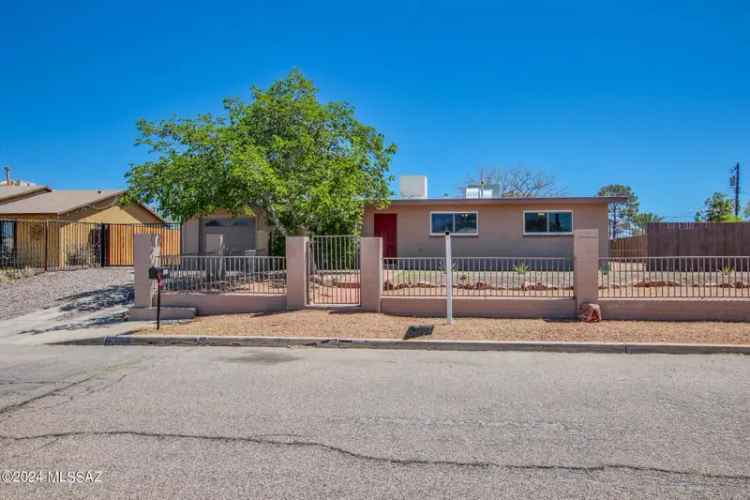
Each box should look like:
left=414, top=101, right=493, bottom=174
left=363, top=201, right=610, bottom=258
left=181, top=209, right=271, bottom=256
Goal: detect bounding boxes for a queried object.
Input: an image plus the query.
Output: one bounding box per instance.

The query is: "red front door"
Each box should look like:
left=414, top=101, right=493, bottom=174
left=374, top=214, right=398, bottom=258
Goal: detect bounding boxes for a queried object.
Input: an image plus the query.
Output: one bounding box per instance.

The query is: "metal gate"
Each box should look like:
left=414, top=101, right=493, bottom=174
left=307, top=235, right=361, bottom=305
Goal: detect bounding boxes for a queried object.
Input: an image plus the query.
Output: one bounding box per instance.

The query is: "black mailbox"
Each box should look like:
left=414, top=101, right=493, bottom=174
left=148, top=266, right=164, bottom=281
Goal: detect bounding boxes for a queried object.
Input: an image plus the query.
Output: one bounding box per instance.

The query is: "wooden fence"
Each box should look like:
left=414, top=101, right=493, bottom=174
left=609, top=234, right=647, bottom=257
left=106, top=224, right=181, bottom=266
left=646, top=222, right=750, bottom=257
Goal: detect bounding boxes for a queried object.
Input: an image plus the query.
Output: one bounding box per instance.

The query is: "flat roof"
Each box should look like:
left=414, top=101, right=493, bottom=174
left=377, top=196, right=626, bottom=206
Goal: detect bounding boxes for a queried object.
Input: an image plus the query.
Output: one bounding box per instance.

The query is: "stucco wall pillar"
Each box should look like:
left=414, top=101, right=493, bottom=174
left=360, top=237, right=383, bottom=312
left=134, top=233, right=160, bottom=308
left=574, top=229, right=599, bottom=308
left=285, top=236, right=308, bottom=310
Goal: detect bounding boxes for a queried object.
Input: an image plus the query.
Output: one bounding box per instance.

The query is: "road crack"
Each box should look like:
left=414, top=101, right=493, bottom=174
left=0, top=360, right=138, bottom=420
left=0, top=376, right=95, bottom=419
left=0, top=430, right=748, bottom=483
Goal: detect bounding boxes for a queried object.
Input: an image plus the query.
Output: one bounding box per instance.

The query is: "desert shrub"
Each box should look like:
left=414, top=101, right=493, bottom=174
left=513, top=262, right=530, bottom=274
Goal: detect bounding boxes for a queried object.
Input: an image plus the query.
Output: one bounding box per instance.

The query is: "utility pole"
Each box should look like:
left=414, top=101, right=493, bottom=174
left=730, top=162, right=741, bottom=217
left=735, top=162, right=740, bottom=217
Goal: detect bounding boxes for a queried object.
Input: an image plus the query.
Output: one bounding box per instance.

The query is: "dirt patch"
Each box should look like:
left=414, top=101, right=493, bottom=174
left=137, top=309, right=750, bottom=345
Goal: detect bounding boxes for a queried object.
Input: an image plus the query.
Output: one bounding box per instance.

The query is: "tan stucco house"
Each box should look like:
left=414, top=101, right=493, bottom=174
left=0, top=187, right=163, bottom=224
left=0, top=185, right=168, bottom=267
left=179, top=195, right=617, bottom=259
left=363, top=196, right=618, bottom=259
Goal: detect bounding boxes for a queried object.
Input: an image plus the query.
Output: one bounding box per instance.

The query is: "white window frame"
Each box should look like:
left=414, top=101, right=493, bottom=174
left=429, top=211, right=479, bottom=236
left=522, top=210, right=574, bottom=236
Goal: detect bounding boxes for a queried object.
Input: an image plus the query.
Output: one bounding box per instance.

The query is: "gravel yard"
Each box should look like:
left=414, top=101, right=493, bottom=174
left=0, top=268, right=134, bottom=320
left=140, top=309, right=750, bottom=345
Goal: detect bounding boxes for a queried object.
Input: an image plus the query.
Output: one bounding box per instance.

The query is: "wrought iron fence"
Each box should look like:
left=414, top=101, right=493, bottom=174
left=160, top=255, right=287, bottom=294
left=383, top=257, right=446, bottom=296
left=307, top=235, right=361, bottom=305
left=0, top=218, right=182, bottom=282
left=599, top=256, right=750, bottom=298
left=383, top=257, right=574, bottom=297
left=0, top=219, right=105, bottom=280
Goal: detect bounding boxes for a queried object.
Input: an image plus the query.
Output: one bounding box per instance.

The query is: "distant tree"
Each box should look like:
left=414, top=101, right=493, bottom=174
left=597, top=184, right=640, bottom=239
left=744, top=200, right=750, bottom=220
left=694, top=192, right=738, bottom=222
left=123, top=69, right=396, bottom=235
left=458, top=167, right=561, bottom=198
left=631, top=212, right=664, bottom=234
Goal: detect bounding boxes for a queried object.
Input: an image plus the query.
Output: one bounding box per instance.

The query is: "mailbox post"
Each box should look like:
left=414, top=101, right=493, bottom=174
left=148, top=266, right=165, bottom=329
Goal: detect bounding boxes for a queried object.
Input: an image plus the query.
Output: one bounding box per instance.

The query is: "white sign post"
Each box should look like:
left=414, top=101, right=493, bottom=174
left=445, top=232, right=454, bottom=324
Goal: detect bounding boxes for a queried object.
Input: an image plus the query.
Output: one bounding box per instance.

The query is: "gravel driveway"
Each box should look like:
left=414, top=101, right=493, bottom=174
left=0, top=268, right=134, bottom=320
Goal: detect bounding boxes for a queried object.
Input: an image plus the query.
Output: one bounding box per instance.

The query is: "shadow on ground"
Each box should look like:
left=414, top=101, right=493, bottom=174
left=12, top=284, right=135, bottom=336
left=57, top=284, right=134, bottom=314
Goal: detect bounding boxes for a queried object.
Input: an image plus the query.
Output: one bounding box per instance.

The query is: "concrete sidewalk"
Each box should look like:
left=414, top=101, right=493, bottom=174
left=0, top=303, right=149, bottom=346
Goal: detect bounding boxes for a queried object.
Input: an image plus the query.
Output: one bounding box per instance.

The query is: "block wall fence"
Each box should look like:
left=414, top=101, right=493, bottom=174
left=132, top=231, right=750, bottom=321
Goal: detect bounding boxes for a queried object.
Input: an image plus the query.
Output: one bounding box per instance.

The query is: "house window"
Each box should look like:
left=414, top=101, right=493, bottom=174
left=430, top=212, right=478, bottom=235
left=0, top=221, right=15, bottom=258
left=523, top=211, right=573, bottom=235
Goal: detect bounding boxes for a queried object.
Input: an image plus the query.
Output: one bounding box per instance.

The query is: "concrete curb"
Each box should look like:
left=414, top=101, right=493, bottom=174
left=54, top=334, right=750, bottom=355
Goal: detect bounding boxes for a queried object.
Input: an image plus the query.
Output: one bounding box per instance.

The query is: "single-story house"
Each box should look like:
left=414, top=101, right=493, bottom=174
left=0, top=185, right=171, bottom=267
left=0, top=188, right=163, bottom=224
left=179, top=193, right=619, bottom=260
left=362, top=196, right=619, bottom=259
left=178, top=176, right=621, bottom=258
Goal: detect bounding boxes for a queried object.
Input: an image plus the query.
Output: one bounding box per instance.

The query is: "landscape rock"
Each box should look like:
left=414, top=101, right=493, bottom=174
left=578, top=303, right=602, bottom=323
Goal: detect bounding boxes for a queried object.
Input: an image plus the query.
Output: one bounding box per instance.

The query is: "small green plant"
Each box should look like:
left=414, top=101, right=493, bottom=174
left=721, top=265, right=734, bottom=275
left=513, top=262, right=530, bottom=274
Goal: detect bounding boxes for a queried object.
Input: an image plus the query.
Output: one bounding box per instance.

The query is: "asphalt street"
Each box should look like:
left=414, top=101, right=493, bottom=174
left=0, top=345, right=748, bottom=499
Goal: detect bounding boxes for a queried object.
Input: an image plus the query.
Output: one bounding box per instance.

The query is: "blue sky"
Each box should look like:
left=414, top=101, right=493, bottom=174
left=2, top=1, right=748, bottom=220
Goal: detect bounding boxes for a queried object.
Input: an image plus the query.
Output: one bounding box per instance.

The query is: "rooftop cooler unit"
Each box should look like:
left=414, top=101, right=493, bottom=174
left=399, top=175, right=428, bottom=199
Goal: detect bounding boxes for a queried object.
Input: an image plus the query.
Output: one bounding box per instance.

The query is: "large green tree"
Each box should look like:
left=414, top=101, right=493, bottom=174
left=123, top=70, right=396, bottom=235
left=694, top=192, right=740, bottom=222
left=597, top=184, right=640, bottom=238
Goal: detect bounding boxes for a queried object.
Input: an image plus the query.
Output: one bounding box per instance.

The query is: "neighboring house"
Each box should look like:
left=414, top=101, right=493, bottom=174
left=0, top=188, right=163, bottom=224
left=181, top=210, right=271, bottom=256
left=0, top=186, right=167, bottom=268
left=0, top=184, right=50, bottom=205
